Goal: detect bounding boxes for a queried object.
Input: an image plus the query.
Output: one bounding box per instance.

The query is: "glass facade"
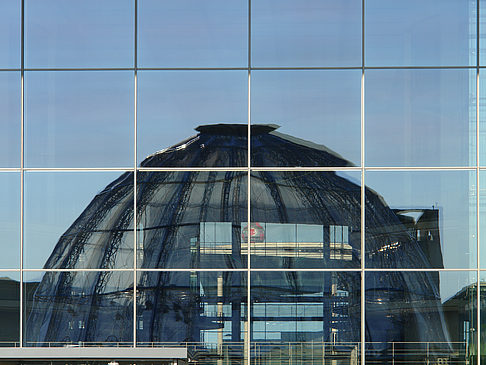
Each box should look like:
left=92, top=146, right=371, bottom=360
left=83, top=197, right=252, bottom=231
left=0, top=0, right=485, bottom=364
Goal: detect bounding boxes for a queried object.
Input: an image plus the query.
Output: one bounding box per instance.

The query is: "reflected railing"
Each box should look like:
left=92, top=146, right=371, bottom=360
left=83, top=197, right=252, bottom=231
left=2, top=341, right=473, bottom=364
left=250, top=341, right=360, bottom=365
left=0, top=342, right=476, bottom=365
left=366, top=342, right=470, bottom=365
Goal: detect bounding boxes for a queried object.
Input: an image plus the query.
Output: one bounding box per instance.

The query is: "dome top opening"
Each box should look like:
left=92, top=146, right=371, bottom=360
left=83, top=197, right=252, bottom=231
left=195, top=123, right=279, bottom=136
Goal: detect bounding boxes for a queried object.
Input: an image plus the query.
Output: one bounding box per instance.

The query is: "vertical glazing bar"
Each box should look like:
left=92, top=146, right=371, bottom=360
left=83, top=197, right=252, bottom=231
left=360, top=84, right=365, bottom=365
left=247, top=0, right=252, bottom=364
left=133, top=0, right=138, bottom=349
left=19, top=0, right=24, bottom=349
left=478, top=1, right=481, bottom=365
left=361, top=0, right=365, bottom=362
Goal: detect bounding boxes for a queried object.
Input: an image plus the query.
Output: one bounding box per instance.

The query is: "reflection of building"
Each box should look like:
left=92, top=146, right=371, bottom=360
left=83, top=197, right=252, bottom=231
left=442, top=283, right=479, bottom=347
left=25, top=125, right=448, bottom=363
left=394, top=209, right=443, bottom=270
left=0, top=277, right=20, bottom=344
left=393, top=208, right=443, bottom=297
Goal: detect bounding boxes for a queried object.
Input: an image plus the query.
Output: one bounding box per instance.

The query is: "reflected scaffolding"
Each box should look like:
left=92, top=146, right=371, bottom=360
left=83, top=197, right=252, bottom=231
left=20, top=125, right=475, bottom=365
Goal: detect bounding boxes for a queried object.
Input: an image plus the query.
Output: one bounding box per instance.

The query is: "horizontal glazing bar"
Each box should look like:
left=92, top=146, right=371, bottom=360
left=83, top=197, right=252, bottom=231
left=23, top=167, right=135, bottom=172
left=24, top=68, right=135, bottom=71
left=364, top=66, right=476, bottom=70
left=138, top=167, right=249, bottom=172
left=20, top=268, right=479, bottom=272
left=361, top=268, right=479, bottom=272
left=250, top=167, right=362, bottom=171
left=3, top=167, right=481, bottom=172
left=251, top=67, right=362, bottom=70
left=364, top=166, right=477, bottom=171
left=23, top=268, right=139, bottom=272
left=0, top=66, right=481, bottom=72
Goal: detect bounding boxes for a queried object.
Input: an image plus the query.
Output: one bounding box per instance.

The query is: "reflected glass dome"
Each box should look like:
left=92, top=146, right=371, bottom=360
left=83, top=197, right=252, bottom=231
left=26, top=124, right=449, bottom=351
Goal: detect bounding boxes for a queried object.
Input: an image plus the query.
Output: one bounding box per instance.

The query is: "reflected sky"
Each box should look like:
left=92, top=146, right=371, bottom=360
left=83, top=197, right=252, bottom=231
left=439, top=271, right=476, bottom=305
left=365, top=170, right=476, bottom=269
left=138, top=0, right=247, bottom=68
left=251, top=70, right=361, bottom=166
left=1, top=0, right=476, bottom=69
left=479, top=73, right=486, bottom=165
left=25, top=0, right=134, bottom=68
left=0, top=72, right=20, bottom=168
left=0, top=173, right=20, bottom=269
left=366, top=69, right=475, bottom=167
left=25, top=71, right=134, bottom=168
left=481, top=0, right=486, bottom=66
left=0, top=0, right=20, bottom=68
left=252, top=0, right=361, bottom=67
left=479, top=171, right=486, bottom=267
left=137, top=71, right=248, bottom=164
left=24, top=172, right=125, bottom=269
left=0, top=0, right=486, bottom=356
left=366, top=0, right=474, bottom=66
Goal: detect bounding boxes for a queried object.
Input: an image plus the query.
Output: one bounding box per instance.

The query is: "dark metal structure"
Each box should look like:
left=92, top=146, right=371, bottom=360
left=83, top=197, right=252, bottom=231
left=26, top=124, right=450, bottom=360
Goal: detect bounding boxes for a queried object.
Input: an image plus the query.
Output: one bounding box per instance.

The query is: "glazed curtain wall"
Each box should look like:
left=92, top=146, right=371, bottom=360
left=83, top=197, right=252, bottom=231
left=0, top=0, right=485, bottom=364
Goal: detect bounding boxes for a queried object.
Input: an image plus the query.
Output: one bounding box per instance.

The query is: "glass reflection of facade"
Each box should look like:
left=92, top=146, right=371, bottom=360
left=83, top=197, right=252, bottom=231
left=0, top=0, right=485, bottom=364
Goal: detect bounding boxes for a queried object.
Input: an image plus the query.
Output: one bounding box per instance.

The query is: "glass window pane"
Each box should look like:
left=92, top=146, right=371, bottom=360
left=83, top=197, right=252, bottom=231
left=365, top=170, right=476, bottom=269
left=252, top=0, right=361, bottom=67
left=137, top=71, right=248, bottom=167
left=251, top=70, right=361, bottom=167
left=0, top=72, right=20, bottom=168
left=137, top=171, right=247, bottom=269
left=138, top=0, right=247, bottom=68
left=479, top=73, right=486, bottom=165
left=24, top=271, right=133, bottom=346
left=365, top=69, right=475, bottom=167
left=25, top=0, right=134, bottom=68
left=251, top=271, right=360, bottom=363
left=0, top=272, right=20, bottom=346
left=0, top=0, right=20, bottom=68
left=479, top=171, right=486, bottom=266
left=24, top=171, right=134, bottom=269
left=366, top=0, right=475, bottom=66
left=480, top=272, right=486, bottom=358
left=366, top=271, right=476, bottom=363
left=0, top=173, right=20, bottom=269
left=480, top=0, right=486, bottom=66
left=137, top=270, right=247, bottom=361
left=250, top=171, right=361, bottom=269
left=25, top=71, right=134, bottom=168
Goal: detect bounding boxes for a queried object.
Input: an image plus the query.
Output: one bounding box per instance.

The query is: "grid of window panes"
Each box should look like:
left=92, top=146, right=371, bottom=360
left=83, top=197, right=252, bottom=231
left=0, top=0, right=485, bottom=364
